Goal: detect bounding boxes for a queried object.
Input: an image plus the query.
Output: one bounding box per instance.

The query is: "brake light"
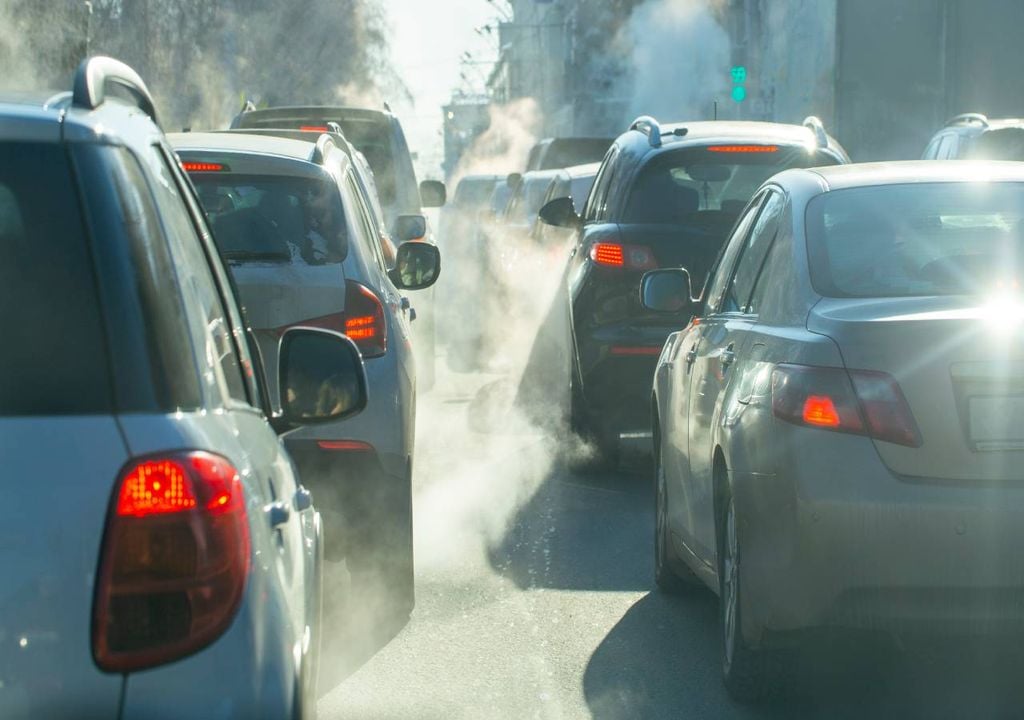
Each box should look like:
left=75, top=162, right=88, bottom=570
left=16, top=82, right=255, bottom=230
left=318, top=439, right=374, bottom=451
left=93, top=452, right=250, bottom=672
left=300, top=125, right=330, bottom=132
left=707, top=145, right=778, bottom=153
left=589, top=242, right=657, bottom=271
left=772, top=364, right=920, bottom=447
left=182, top=161, right=226, bottom=172
left=344, top=280, right=387, bottom=358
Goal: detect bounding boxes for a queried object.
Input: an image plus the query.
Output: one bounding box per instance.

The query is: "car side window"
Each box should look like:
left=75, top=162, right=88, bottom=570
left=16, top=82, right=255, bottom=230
left=585, top=146, right=619, bottom=222
left=703, top=192, right=767, bottom=315
left=160, top=146, right=264, bottom=408
left=937, top=133, right=959, bottom=159
left=346, top=170, right=389, bottom=273
left=722, top=190, right=785, bottom=314
left=144, top=144, right=249, bottom=407
left=747, top=224, right=789, bottom=317
left=341, top=171, right=385, bottom=273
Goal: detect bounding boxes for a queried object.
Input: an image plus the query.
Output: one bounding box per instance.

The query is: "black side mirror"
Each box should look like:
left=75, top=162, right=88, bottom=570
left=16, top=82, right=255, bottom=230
left=640, top=268, right=696, bottom=315
left=506, top=172, right=523, bottom=191
left=393, top=214, right=427, bottom=241
left=420, top=180, right=447, bottom=208
left=391, top=241, right=441, bottom=290
left=276, top=328, right=368, bottom=431
left=539, top=196, right=581, bottom=229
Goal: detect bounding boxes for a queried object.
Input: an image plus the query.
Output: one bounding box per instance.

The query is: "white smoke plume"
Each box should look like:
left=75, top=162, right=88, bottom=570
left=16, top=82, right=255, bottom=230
left=621, top=0, right=731, bottom=123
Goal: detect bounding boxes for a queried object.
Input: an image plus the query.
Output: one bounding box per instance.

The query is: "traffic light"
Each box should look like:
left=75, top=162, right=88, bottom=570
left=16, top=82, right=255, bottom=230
left=731, top=65, right=747, bottom=103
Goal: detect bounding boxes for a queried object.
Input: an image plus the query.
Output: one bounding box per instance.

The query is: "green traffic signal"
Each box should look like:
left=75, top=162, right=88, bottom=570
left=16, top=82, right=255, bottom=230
left=731, top=86, right=746, bottom=103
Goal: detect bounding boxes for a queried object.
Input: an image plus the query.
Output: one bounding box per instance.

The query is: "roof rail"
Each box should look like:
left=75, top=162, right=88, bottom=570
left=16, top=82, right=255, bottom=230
left=72, top=56, right=158, bottom=126
left=946, top=112, right=989, bottom=128
left=310, top=134, right=336, bottom=165
left=803, top=116, right=828, bottom=147
left=629, top=115, right=662, bottom=147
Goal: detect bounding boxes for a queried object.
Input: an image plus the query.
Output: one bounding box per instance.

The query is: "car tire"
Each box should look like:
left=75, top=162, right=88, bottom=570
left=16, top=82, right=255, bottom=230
left=654, top=439, right=699, bottom=593
left=718, top=477, right=789, bottom=703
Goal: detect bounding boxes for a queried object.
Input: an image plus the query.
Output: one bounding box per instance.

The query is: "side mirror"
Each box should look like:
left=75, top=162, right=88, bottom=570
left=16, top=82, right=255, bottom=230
left=276, top=328, right=368, bottom=431
left=506, top=172, right=523, bottom=191
left=640, top=268, right=696, bottom=315
left=420, top=180, right=447, bottom=208
left=391, top=241, right=441, bottom=290
left=538, top=196, right=581, bottom=229
left=393, top=214, right=427, bottom=241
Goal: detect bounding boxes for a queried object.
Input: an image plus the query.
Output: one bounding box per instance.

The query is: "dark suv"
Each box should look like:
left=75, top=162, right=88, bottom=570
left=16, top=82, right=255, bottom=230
left=231, top=104, right=446, bottom=386
left=540, top=116, right=849, bottom=463
left=922, top=113, right=1024, bottom=160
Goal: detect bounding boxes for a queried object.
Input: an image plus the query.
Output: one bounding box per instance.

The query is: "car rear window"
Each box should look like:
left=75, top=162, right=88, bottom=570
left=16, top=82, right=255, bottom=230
left=538, top=139, right=613, bottom=170
left=454, top=178, right=499, bottom=208
left=963, top=128, right=1024, bottom=161
left=624, top=145, right=836, bottom=224
left=806, top=182, right=1024, bottom=297
left=0, top=142, right=112, bottom=415
left=189, top=173, right=348, bottom=265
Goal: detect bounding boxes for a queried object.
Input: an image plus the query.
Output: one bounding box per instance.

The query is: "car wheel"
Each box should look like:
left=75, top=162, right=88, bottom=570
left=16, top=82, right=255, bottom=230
left=654, top=441, right=699, bottom=593
left=718, top=484, right=788, bottom=703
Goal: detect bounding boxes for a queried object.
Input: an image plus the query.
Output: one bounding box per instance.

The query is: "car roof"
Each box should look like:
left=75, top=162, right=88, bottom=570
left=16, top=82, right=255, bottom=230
left=797, top=160, right=1024, bottom=191
left=522, top=169, right=561, bottom=185
left=168, top=131, right=318, bottom=161
left=656, top=120, right=821, bottom=147
left=564, top=162, right=601, bottom=178
left=238, top=105, right=392, bottom=124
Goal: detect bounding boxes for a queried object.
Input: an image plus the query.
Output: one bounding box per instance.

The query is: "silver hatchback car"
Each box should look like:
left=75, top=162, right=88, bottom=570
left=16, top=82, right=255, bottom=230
left=170, top=132, right=440, bottom=614
left=645, top=161, right=1024, bottom=701
left=0, top=58, right=369, bottom=719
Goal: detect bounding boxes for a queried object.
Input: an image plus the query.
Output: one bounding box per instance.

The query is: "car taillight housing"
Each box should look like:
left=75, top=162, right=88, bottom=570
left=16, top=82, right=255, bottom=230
left=343, top=280, right=387, bottom=358
left=589, top=242, right=657, bottom=271
left=771, top=364, right=921, bottom=447
left=93, top=452, right=250, bottom=672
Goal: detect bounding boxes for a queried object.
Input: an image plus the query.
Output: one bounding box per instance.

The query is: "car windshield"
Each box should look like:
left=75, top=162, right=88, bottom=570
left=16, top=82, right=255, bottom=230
left=190, top=173, right=347, bottom=265
left=807, top=182, right=1024, bottom=297
left=624, top=144, right=835, bottom=223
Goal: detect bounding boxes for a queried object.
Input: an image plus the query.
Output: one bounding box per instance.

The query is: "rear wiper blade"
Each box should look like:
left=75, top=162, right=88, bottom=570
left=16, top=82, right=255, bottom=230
left=223, top=251, right=290, bottom=262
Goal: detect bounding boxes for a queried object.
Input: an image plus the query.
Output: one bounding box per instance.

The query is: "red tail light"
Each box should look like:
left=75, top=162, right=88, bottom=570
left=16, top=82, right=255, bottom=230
left=772, top=364, right=920, bottom=447
left=299, top=125, right=330, bottom=132
left=707, top=145, right=778, bottom=153
left=589, top=242, right=657, bottom=271
left=93, top=452, right=250, bottom=672
left=344, top=280, right=387, bottom=358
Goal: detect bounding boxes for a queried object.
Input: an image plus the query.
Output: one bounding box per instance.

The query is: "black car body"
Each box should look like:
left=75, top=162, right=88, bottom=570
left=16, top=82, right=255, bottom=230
left=543, top=116, right=849, bottom=461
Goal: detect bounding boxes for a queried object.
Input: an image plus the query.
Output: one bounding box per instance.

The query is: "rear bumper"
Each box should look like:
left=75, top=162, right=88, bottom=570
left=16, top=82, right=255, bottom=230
left=736, top=426, right=1024, bottom=644
left=576, top=323, right=671, bottom=437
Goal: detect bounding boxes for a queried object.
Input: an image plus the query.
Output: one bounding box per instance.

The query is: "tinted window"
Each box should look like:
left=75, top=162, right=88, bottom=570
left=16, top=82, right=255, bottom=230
left=964, top=128, right=1024, bottom=161
left=806, top=182, right=1024, bottom=298
left=704, top=193, right=766, bottom=314
left=585, top=146, right=619, bottom=222
left=570, top=174, right=597, bottom=214
left=0, top=142, right=111, bottom=415
left=189, top=173, right=348, bottom=265
left=624, top=145, right=834, bottom=224
left=723, top=191, right=785, bottom=313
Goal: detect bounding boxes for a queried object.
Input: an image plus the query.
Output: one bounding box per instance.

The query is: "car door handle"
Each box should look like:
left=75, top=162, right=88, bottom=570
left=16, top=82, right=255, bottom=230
left=400, top=297, right=411, bottom=312
left=721, top=346, right=736, bottom=368
left=294, top=486, right=312, bottom=512
left=266, top=501, right=291, bottom=528
left=685, top=348, right=698, bottom=367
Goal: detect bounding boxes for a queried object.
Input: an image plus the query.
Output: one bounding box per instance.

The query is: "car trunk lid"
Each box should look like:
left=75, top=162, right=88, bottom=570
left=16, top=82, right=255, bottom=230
left=809, top=296, right=1024, bottom=481
left=0, top=417, right=127, bottom=716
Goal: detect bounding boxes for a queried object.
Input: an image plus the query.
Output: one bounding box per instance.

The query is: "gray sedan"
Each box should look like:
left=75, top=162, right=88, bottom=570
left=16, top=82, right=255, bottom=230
left=644, top=161, right=1024, bottom=702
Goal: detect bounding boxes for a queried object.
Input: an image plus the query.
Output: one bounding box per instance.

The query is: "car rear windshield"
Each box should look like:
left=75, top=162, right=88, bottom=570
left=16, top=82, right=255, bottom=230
left=454, top=177, right=499, bottom=208
left=0, top=141, right=112, bottom=415
left=190, top=173, right=347, bottom=265
left=806, top=182, right=1024, bottom=297
left=508, top=178, right=554, bottom=224
left=624, top=145, right=836, bottom=224
left=963, top=128, right=1024, bottom=161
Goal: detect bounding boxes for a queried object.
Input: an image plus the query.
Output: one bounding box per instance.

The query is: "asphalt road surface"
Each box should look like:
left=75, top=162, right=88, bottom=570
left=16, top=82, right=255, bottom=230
left=317, top=369, right=1024, bottom=720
